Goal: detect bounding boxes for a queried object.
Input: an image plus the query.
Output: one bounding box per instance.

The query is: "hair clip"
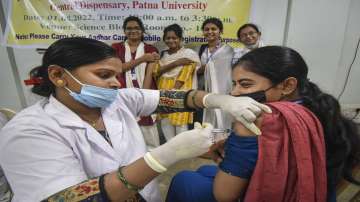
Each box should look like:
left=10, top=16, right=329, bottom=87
left=24, top=77, right=43, bottom=85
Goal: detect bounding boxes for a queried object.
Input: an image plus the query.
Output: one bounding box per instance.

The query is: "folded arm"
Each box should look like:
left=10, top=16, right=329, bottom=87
left=173, top=64, right=195, bottom=90
left=122, top=52, right=160, bottom=72
left=155, top=58, right=194, bottom=76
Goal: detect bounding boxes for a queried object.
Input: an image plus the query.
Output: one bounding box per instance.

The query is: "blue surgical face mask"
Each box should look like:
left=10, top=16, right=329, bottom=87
left=64, top=69, right=118, bottom=108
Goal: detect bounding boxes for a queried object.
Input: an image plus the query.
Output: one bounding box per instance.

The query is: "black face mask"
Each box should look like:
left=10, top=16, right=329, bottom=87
left=233, top=86, right=273, bottom=103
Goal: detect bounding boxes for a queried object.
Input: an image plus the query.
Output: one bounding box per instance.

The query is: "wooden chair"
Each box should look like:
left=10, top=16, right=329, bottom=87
left=336, top=164, right=360, bottom=201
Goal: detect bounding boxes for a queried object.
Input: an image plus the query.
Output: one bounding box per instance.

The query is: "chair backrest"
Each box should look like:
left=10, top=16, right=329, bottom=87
left=0, top=108, right=16, bottom=120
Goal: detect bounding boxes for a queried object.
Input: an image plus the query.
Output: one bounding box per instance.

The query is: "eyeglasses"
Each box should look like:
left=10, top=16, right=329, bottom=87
left=125, top=27, right=142, bottom=32
left=239, top=31, right=258, bottom=39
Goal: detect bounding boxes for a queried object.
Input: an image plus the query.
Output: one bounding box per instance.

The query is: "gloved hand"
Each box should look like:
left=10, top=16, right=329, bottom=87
left=149, top=122, right=213, bottom=168
left=203, top=94, right=272, bottom=135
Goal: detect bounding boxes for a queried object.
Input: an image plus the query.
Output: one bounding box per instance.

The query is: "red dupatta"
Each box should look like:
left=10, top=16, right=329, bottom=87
left=244, top=102, right=327, bottom=202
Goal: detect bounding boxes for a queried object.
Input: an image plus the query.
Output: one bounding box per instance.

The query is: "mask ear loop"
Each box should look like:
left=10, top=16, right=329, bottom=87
left=269, top=81, right=287, bottom=100
left=63, top=69, right=85, bottom=86
left=64, top=86, right=74, bottom=94
left=62, top=69, right=84, bottom=94
left=258, top=84, right=277, bottom=102
left=263, top=85, right=275, bottom=92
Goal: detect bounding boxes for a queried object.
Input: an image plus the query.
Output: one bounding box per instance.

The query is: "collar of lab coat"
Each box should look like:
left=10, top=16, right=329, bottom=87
left=46, top=95, right=93, bottom=129
left=46, top=95, right=120, bottom=128
left=46, top=95, right=123, bottom=159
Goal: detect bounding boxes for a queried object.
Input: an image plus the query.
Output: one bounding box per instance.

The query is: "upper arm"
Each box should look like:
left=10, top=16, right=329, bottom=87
left=214, top=170, right=248, bottom=202
left=233, top=115, right=264, bottom=137
left=0, top=127, right=86, bottom=200
left=116, top=88, right=160, bottom=117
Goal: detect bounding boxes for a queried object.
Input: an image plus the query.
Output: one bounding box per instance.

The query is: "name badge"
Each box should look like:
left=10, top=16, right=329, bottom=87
left=131, top=71, right=137, bottom=80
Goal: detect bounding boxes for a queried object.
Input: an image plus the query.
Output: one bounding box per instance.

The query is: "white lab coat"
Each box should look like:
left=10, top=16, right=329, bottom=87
left=0, top=88, right=162, bottom=202
left=232, top=40, right=265, bottom=65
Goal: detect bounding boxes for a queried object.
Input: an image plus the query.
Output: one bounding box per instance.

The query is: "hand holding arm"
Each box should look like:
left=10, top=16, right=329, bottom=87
left=141, top=52, right=160, bottom=63
left=122, top=52, right=160, bottom=72
left=173, top=81, right=185, bottom=89
left=157, top=58, right=194, bottom=75
left=203, top=94, right=272, bottom=135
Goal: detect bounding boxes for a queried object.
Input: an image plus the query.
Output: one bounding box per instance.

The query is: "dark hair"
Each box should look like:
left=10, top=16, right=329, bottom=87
left=163, top=23, right=183, bottom=41
left=237, top=23, right=260, bottom=39
left=122, top=16, right=145, bottom=41
left=30, top=37, right=116, bottom=97
left=235, top=46, right=360, bottom=193
left=201, top=17, right=223, bottom=32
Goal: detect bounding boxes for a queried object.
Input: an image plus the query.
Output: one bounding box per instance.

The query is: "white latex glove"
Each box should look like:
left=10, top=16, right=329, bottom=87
left=204, top=94, right=272, bottom=135
left=149, top=122, right=213, bottom=168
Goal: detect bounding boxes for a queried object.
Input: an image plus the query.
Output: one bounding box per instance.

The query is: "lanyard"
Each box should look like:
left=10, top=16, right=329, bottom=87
left=205, top=42, right=222, bottom=64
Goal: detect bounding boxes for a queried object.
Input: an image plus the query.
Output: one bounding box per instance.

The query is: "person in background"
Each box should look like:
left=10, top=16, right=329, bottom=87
left=112, top=16, right=161, bottom=148
left=232, top=23, right=265, bottom=64
left=167, top=46, right=360, bottom=202
left=154, top=24, right=201, bottom=141
left=197, top=18, right=234, bottom=129
left=0, top=37, right=271, bottom=202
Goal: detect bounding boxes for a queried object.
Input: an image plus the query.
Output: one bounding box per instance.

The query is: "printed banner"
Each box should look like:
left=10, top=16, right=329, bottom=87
left=2, top=0, right=251, bottom=48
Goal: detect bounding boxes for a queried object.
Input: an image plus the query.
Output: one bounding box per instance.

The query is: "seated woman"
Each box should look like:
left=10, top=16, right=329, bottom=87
left=154, top=24, right=201, bottom=141
left=167, top=46, right=360, bottom=202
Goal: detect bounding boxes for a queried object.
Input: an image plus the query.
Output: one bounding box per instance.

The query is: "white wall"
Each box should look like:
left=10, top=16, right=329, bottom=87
left=251, top=0, right=360, bottom=110
left=250, top=0, right=289, bottom=45
left=0, top=52, right=23, bottom=111
left=333, top=0, right=360, bottom=108
left=0, top=23, right=23, bottom=111
left=0, top=1, right=43, bottom=110
left=0, top=0, right=359, bottom=112
left=285, top=0, right=351, bottom=93
left=11, top=48, right=44, bottom=106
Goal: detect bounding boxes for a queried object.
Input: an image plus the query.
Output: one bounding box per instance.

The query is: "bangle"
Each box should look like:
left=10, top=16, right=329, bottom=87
left=202, top=93, right=214, bottom=108
left=144, top=152, right=167, bottom=173
left=117, top=166, right=143, bottom=192
left=192, top=90, right=201, bottom=109
left=184, top=90, right=195, bottom=110
left=99, top=175, right=110, bottom=201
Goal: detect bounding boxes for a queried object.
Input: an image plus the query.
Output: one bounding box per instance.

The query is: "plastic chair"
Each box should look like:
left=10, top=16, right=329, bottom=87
left=0, top=108, right=15, bottom=202
left=0, top=108, right=16, bottom=120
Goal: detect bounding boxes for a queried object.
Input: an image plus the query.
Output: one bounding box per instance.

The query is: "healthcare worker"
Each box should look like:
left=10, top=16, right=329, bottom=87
left=0, top=37, right=270, bottom=202
left=196, top=18, right=235, bottom=130
left=232, top=23, right=265, bottom=65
